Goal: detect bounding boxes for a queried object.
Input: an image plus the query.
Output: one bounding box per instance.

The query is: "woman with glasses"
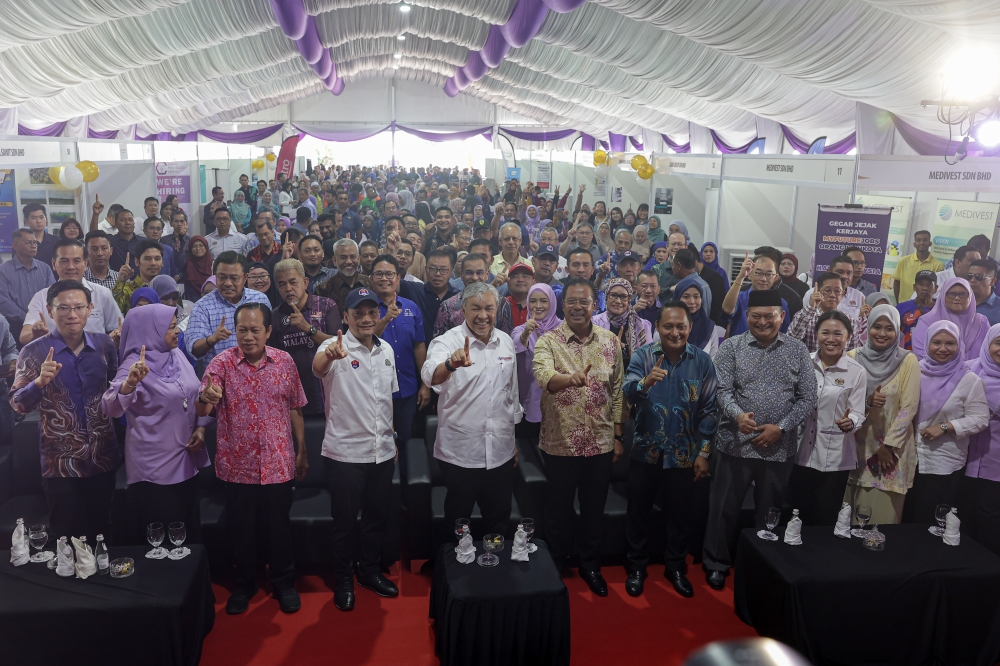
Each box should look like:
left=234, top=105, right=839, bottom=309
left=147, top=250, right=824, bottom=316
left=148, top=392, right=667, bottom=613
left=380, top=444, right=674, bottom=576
left=247, top=261, right=281, bottom=307
left=593, top=278, right=651, bottom=371
left=778, top=253, right=808, bottom=298
left=903, top=320, right=989, bottom=523
left=963, top=324, right=1000, bottom=555
left=911, top=277, right=989, bottom=360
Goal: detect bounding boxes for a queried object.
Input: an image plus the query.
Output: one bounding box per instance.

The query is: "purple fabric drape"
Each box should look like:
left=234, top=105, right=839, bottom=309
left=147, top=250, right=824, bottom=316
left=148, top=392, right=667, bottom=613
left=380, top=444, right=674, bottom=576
left=87, top=128, right=119, bottom=140
left=600, top=140, right=609, bottom=150
left=18, top=122, right=67, bottom=137
left=268, top=0, right=343, bottom=93
left=541, top=0, right=587, bottom=11
left=293, top=124, right=390, bottom=142
left=269, top=0, right=308, bottom=40
left=628, top=136, right=644, bottom=151
left=661, top=134, right=691, bottom=153
left=394, top=123, right=491, bottom=142
left=501, top=0, right=549, bottom=48
left=890, top=113, right=1000, bottom=157
left=711, top=130, right=759, bottom=154
left=136, top=131, right=180, bottom=141
left=780, top=125, right=857, bottom=154
left=608, top=132, right=627, bottom=152
left=444, top=77, right=460, bottom=98
left=197, top=124, right=284, bottom=143
left=464, top=51, right=488, bottom=81
left=581, top=133, right=596, bottom=151
left=481, top=25, right=510, bottom=68
left=500, top=127, right=578, bottom=142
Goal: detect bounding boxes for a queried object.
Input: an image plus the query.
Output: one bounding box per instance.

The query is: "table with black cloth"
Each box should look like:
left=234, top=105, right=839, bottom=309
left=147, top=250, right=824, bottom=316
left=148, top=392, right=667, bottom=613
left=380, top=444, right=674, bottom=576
left=734, top=525, right=1000, bottom=666
left=430, top=539, right=570, bottom=666
left=0, top=545, right=215, bottom=666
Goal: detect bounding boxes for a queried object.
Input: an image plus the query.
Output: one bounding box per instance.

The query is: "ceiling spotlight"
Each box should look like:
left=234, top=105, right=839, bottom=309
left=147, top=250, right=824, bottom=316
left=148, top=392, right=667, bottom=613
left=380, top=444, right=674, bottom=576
left=955, top=135, right=970, bottom=162
left=393, top=52, right=402, bottom=59
left=976, top=119, right=1000, bottom=147
left=397, top=35, right=406, bottom=41
left=232, top=124, right=238, bottom=131
left=393, top=64, right=400, bottom=69
left=944, top=46, right=1000, bottom=100
left=399, top=2, right=410, bottom=12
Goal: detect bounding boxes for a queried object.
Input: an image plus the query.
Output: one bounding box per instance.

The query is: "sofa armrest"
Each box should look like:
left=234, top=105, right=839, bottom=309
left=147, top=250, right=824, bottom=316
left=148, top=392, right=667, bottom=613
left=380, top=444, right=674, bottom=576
left=404, top=437, right=434, bottom=562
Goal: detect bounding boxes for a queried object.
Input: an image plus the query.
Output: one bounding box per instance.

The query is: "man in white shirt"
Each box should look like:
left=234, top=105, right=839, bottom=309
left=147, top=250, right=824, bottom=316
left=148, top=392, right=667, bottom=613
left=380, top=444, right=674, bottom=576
left=20, top=238, right=122, bottom=346
left=421, top=281, right=521, bottom=539
left=313, top=287, right=399, bottom=612
left=802, top=255, right=865, bottom=319
left=205, top=208, right=248, bottom=259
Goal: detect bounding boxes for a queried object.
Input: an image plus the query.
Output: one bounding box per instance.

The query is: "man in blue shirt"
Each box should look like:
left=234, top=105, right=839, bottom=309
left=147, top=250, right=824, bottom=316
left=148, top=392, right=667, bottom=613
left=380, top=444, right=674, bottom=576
left=399, top=248, right=460, bottom=343
left=971, top=258, right=1000, bottom=326
left=372, top=254, right=429, bottom=461
left=0, top=228, right=55, bottom=334
left=623, top=301, right=718, bottom=599
left=720, top=252, right=790, bottom=337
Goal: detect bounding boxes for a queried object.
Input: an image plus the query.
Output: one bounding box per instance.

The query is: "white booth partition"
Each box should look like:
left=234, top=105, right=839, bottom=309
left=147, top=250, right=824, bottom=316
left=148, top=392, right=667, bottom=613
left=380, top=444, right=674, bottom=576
left=650, top=154, right=718, bottom=250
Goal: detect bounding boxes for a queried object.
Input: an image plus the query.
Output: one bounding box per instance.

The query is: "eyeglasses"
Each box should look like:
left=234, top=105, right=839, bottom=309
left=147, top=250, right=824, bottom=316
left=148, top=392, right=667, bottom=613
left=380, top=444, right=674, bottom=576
left=945, top=291, right=968, bottom=300
left=606, top=293, right=630, bottom=302
left=851, top=259, right=866, bottom=267
left=463, top=270, right=487, bottom=278
left=819, top=287, right=844, bottom=296
left=752, top=271, right=776, bottom=279
left=373, top=271, right=397, bottom=279
left=55, top=305, right=89, bottom=315
left=967, top=273, right=994, bottom=282
left=248, top=273, right=270, bottom=283
left=426, top=266, right=451, bottom=275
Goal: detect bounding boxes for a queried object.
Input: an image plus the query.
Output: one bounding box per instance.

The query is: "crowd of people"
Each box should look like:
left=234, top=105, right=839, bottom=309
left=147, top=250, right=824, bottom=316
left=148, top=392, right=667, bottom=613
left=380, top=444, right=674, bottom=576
left=2, top=162, right=999, bottom=615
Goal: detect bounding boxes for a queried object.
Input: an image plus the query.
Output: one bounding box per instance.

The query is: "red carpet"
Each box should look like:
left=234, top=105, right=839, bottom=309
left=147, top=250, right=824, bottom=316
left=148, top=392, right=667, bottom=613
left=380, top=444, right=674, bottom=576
left=201, top=561, right=757, bottom=665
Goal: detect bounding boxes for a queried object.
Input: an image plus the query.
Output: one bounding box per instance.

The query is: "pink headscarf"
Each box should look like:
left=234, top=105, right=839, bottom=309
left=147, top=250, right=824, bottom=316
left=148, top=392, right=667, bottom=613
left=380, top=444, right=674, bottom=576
left=512, top=283, right=561, bottom=353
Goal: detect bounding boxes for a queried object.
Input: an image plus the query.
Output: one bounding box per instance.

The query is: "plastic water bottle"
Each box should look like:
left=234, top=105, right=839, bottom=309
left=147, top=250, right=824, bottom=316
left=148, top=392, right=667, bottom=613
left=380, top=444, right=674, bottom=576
left=95, top=534, right=109, bottom=575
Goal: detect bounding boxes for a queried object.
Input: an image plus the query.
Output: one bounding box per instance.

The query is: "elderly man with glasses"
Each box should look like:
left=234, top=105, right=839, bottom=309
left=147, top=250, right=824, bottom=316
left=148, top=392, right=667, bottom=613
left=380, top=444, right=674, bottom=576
left=787, top=272, right=866, bottom=353
left=720, top=252, right=791, bottom=337
left=433, top=253, right=513, bottom=338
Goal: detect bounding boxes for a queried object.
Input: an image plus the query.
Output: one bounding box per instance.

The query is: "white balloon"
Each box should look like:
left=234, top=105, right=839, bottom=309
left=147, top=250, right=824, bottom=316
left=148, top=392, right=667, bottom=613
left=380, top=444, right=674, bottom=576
left=595, top=164, right=609, bottom=179
left=59, top=165, right=83, bottom=189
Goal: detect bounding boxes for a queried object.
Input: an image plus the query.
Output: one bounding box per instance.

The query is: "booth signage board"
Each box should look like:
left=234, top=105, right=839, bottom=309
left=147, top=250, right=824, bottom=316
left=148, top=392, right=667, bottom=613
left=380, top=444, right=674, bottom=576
left=932, top=199, right=1000, bottom=262
left=722, top=156, right=854, bottom=187
left=0, top=140, right=62, bottom=165
left=853, top=194, right=912, bottom=291
left=857, top=156, right=1000, bottom=192
left=0, top=169, right=16, bottom=252
left=536, top=162, right=551, bottom=190
left=156, top=162, right=191, bottom=207
left=506, top=167, right=522, bottom=182
left=662, top=155, right=720, bottom=178
left=78, top=141, right=122, bottom=163
left=814, top=206, right=893, bottom=286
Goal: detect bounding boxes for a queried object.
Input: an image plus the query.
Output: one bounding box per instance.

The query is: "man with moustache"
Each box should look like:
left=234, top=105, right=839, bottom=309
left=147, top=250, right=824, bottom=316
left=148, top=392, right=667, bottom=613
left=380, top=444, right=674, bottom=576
left=315, top=239, right=373, bottom=314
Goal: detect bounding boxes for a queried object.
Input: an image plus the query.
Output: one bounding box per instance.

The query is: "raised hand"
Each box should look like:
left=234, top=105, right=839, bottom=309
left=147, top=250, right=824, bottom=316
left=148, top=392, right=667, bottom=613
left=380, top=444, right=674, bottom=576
left=324, top=330, right=347, bottom=361
left=383, top=301, right=401, bottom=323
left=126, top=345, right=149, bottom=386
left=599, top=262, right=612, bottom=277
left=289, top=304, right=311, bottom=333
left=835, top=406, right=853, bottom=432
left=642, top=357, right=667, bottom=390
left=92, top=194, right=104, bottom=217
left=492, top=270, right=508, bottom=288
left=529, top=241, right=539, bottom=255
left=208, top=315, right=231, bottom=346
left=869, top=384, right=886, bottom=408
left=737, top=411, right=757, bottom=434
left=200, top=375, right=223, bottom=405
left=520, top=319, right=539, bottom=346
left=860, top=303, right=872, bottom=318
left=118, top=253, right=134, bottom=282
left=34, top=347, right=62, bottom=389
left=739, top=251, right=755, bottom=280
left=109, top=316, right=123, bottom=347
left=449, top=336, right=474, bottom=368
left=809, top=289, right=823, bottom=309
left=567, top=363, right=592, bottom=388
left=282, top=241, right=295, bottom=259
left=30, top=311, right=49, bottom=340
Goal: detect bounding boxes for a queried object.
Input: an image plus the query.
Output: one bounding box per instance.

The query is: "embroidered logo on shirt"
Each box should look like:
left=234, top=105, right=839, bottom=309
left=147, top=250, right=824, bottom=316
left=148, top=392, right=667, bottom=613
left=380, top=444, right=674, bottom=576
left=351, top=360, right=360, bottom=369
left=498, top=356, right=512, bottom=361
left=834, top=378, right=845, bottom=386
left=385, top=359, right=391, bottom=366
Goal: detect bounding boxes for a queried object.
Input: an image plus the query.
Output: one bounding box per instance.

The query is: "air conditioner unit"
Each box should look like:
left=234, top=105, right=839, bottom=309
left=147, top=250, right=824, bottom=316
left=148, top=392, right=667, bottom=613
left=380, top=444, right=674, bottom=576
left=721, top=244, right=793, bottom=285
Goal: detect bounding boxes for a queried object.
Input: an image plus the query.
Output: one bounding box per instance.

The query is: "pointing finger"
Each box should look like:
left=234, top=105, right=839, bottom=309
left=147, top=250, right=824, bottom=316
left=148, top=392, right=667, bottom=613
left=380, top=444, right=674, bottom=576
left=125, top=253, right=130, bottom=267
left=139, top=345, right=145, bottom=364
left=464, top=336, right=471, bottom=355
left=220, top=315, right=226, bottom=327
left=291, top=303, right=301, bottom=315
left=336, top=330, right=343, bottom=348
left=654, top=356, right=663, bottom=369
left=205, top=375, right=213, bottom=389
left=844, top=407, right=851, bottom=418
left=45, top=347, right=54, bottom=362
left=95, top=194, right=100, bottom=203
left=584, top=364, right=592, bottom=376
left=117, top=316, right=122, bottom=331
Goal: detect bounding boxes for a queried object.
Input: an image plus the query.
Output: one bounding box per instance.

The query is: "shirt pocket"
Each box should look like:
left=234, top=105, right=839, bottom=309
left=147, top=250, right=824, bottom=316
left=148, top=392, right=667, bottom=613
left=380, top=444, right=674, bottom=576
left=680, top=379, right=701, bottom=405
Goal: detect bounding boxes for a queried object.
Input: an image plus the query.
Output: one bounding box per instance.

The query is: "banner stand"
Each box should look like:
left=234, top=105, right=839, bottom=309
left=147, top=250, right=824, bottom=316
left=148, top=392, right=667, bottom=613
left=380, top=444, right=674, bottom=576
left=814, top=204, right=894, bottom=292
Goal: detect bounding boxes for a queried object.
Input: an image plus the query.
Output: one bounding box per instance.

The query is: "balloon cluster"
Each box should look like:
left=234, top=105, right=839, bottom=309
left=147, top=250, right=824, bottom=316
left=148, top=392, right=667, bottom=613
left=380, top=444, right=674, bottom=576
left=48, top=161, right=100, bottom=189
left=631, top=154, right=654, bottom=180
left=266, top=153, right=276, bottom=162
left=593, top=149, right=610, bottom=179
left=252, top=159, right=266, bottom=171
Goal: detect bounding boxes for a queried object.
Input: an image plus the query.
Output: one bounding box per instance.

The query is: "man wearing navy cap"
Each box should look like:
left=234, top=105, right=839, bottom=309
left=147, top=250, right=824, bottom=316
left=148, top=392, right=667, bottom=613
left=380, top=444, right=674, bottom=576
left=313, top=286, right=400, bottom=611
left=614, top=250, right=642, bottom=288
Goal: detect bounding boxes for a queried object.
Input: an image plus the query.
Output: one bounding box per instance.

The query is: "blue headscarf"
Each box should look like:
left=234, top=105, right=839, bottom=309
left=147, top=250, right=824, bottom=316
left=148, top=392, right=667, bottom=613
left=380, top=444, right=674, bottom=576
left=700, top=241, right=730, bottom=290
left=129, top=286, right=160, bottom=310
left=674, top=274, right=713, bottom=349
left=668, top=220, right=690, bottom=242
left=644, top=241, right=668, bottom=271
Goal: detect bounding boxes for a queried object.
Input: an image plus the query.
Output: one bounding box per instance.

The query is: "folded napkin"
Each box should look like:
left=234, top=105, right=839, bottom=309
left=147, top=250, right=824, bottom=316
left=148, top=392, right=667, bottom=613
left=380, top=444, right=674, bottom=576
left=834, top=502, right=852, bottom=538
left=55, top=538, right=75, bottom=577
left=72, top=537, right=97, bottom=579
left=10, top=520, right=29, bottom=566
left=943, top=508, right=961, bottom=546
left=510, top=526, right=530, bottom=561
left=455, top=533, right=476, bottom=564
left=166, top=547, right=191, bottom=561
left=784, top=510, right=803, bottom=545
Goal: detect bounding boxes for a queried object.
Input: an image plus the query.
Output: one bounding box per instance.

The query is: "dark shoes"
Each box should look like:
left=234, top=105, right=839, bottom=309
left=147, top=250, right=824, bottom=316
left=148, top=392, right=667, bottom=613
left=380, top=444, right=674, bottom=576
left=579, top=569, right=608, bottom=597
left=225, top=586, right=258, bottom=615
left=334, top=579, right=356, bottom=611
left=277, top=587, right=301, bottom=613
left=667, top=570, right=694, bottom=598
left=625, top=570, right=646, bottom=597
left=705, top=570, right=727, bottom=591
left=357, top=573, right=399, bottom=598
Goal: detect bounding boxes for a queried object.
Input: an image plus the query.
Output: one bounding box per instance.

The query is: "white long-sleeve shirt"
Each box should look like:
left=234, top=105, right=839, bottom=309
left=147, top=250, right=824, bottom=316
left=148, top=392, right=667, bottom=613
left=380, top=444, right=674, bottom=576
left=795, top=352, right=867, bottom=472
left=421, top=322, right=521, bottom=469
left=916, top=372, right=990, bottom=475
left=802, top=286, right=866, bottom=320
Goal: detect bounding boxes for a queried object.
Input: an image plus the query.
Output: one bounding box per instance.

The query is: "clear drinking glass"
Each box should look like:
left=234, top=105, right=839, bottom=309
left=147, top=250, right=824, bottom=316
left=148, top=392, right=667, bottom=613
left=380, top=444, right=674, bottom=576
left=760, top=507, right=781, bottom=541
left=455, top=518, right=470, bottom=541
left=478, top=534, right=504, bottom=567
left=852, top=504, right=872, bottom=538
left=28, top=524, right=49, bottom=562
left=520, top=518, right=537, bottom=553
left=147, top=522, right=165, bottom=557
left=931, top=504, right=951, bottom=537
left=168, top=522, right=186, bottom=556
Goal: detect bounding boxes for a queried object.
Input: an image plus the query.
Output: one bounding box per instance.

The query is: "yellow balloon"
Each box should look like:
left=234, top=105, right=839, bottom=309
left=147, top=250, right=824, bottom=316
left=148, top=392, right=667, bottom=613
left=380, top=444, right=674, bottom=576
left=593, top=149, right=607, bottom=165
left=48, top=166, right=63, bottom=185
left=630, top=154, right=648, bottom=171
left=266, top=153, right=276, bottom=162
left=252, top=159, right=264, bottom=171
left=638, top=164, right=655, bottom=179
left=77, top=160, right=100, bottom=183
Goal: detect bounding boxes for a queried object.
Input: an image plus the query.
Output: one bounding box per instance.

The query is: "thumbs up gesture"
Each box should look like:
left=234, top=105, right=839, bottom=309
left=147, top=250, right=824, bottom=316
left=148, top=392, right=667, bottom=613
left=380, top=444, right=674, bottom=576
left=642, top=356, right=667, bottom=390
left=200, top=374, right=223, bottom=405
left=33, top=347, right=62, bottom=389
left=449, top=336, right=474, bottom=368
left=324, top=330, right=347, bottom=361
left=836, top=406, right=854, bottom=432
left=869, top=384, right=886, bottom=408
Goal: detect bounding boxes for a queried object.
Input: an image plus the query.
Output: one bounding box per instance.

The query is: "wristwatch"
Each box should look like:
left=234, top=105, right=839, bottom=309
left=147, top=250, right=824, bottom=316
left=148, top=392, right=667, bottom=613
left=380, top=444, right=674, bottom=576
left=940, top=422, right=950, bottom=433
left=308, top=325, right=318, bottom=336
left=614, top=434, right=624, bottom=443
left=444, top=359, right=458, bottom=373
left=636, top=379, right=646, bottom=393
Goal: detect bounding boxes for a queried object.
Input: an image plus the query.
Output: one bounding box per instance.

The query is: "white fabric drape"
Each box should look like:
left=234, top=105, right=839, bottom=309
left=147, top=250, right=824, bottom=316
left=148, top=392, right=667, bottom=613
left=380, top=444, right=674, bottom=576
left=689, top=123, right=713, bottom=154
left=856, top=102, right=896, bottom=155
left=755, top=117, right=783, bottom=154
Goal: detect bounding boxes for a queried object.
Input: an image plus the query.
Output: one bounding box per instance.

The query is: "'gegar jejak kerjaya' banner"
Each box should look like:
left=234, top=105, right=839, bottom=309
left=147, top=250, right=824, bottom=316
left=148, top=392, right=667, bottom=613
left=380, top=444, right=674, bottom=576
left=814, top=205, right=893, bottom=286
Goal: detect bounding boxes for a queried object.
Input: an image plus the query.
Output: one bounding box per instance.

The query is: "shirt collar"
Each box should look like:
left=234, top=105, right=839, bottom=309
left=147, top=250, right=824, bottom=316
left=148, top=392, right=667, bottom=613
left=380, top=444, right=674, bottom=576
left=651, top=340, right=695, bottom=362
left=49, top=328, right=96, bottom=354
left=234, top=344, right=274, bottom=367
left=461, top=321, right=498, bottom=346
left=561, top=320, right=596, bottom=345
left=345, top=328, right=382, bottom=350
left=13, top=259, right=41, bottom=272
left=812, top=351, right=851, bottom=371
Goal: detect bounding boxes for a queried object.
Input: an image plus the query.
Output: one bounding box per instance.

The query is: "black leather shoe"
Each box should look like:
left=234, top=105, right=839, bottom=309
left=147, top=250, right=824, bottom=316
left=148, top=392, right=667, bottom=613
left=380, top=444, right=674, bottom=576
left=276, top=587, right=301, bottom=613
left=334, top=580, right=356, bottom=611
left=667, top=570, right=694, bottom=597
left=357, top=573, right=399, bottom=598
left=225, top=586, right=257, bottom=615
left=625, top=570, right=646, bottom=597
left=705, top=570, right=726, bottom=591
left=579, top=569, right=608, bottom=597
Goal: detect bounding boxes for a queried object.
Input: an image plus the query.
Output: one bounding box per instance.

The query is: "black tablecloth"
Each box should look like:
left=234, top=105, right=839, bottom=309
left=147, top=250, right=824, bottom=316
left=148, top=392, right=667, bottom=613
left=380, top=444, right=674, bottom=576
left=0, top=545, right=215, bottom=666
left=734, top=525, right=1000, bottom=666
left=430, top=540, right=570, bottom=666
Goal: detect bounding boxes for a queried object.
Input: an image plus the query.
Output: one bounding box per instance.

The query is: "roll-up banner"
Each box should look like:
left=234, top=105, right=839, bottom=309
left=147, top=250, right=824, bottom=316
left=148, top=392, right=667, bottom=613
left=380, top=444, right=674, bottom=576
left=932, top=199, right=1000, bottom=263
left=814, top=205, right=893, bottom=287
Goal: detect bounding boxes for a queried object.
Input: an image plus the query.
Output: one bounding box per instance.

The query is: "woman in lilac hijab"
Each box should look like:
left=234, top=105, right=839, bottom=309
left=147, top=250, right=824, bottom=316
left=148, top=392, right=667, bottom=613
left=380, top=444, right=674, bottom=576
left=102, top=304, right=212, bottom=544
left=511, top=284, right=562, bottom=441
left=911, top=277, right=989, bottom=360
left=963, top=323, right=1000, bottom=555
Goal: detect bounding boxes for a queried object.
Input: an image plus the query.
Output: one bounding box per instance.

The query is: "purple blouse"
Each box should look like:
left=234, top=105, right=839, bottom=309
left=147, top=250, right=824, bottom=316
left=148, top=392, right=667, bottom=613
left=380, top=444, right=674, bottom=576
left=966, top=415, right=1000, bottom=483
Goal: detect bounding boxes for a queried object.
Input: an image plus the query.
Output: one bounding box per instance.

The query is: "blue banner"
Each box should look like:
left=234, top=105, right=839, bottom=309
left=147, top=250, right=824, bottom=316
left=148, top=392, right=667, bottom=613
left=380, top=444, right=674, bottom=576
left=0, top=170, right=16, bottom=253
left=505, top=167, right=521, bottom=182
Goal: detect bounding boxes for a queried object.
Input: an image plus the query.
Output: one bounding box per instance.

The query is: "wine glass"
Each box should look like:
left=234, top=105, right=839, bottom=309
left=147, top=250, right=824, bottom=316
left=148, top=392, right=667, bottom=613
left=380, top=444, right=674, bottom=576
left=760, top=507, right=781, bottom=541
left=852, top=504, right=872, bottom=538
left=147, top=522, right=165, bottom=557
left=931, top=504, right=951, bottom=537
left=455, top=518, right=470, bottom=541
left=168, top=522, right=186, bottom=556
left=520, top=518, right=537, bottom=553
left=28, top=524, right=49, bottom=562
left=478, top=533, right=504, bottom=567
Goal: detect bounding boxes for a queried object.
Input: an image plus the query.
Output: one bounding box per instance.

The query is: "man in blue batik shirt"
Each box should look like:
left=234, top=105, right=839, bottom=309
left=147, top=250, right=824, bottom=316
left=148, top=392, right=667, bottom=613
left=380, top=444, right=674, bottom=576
left=623, top=301, right=718, bottom=599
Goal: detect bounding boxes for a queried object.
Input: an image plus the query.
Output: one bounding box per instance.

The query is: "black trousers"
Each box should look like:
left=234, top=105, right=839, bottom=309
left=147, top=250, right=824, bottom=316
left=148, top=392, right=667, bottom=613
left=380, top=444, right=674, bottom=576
left=128, top=476, right=202, bottom=546
left=703, top=452, right=794, bottom=573
left=225, top=481, right=295, bottom=593
left=788, top=465, right=852, bottom=526
left=542, top=450, right=613, bottom=572
left=903, top=469, right=964, bottom=525
left=626, top=460, right=710, bottom=574
left=326, top=457, right=395, bottom=581
left=42, top=470, right=116, bottom=544
left=962, top=476, right=1000, bottom=557
left=440, top=458, right=515, bottom=540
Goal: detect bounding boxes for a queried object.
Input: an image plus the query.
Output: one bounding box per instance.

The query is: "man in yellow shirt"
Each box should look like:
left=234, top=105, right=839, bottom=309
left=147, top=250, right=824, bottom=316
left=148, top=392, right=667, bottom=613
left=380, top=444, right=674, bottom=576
left=893, top=230, right=944, bottom=302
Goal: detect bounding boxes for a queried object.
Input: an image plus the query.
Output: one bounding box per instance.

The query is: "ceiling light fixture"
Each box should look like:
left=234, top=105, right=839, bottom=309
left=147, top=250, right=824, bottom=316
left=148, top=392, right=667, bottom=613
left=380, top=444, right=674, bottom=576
left=397, top=35, right=406, bottom=41
left=399, top=2, right=410, bottom=12
left=393, top=53, right=402, bottom=59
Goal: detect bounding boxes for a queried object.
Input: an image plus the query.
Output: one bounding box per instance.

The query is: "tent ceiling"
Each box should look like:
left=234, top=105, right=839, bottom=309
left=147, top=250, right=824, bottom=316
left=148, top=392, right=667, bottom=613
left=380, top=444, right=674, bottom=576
left=2, top=0, right=997, bottom=141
